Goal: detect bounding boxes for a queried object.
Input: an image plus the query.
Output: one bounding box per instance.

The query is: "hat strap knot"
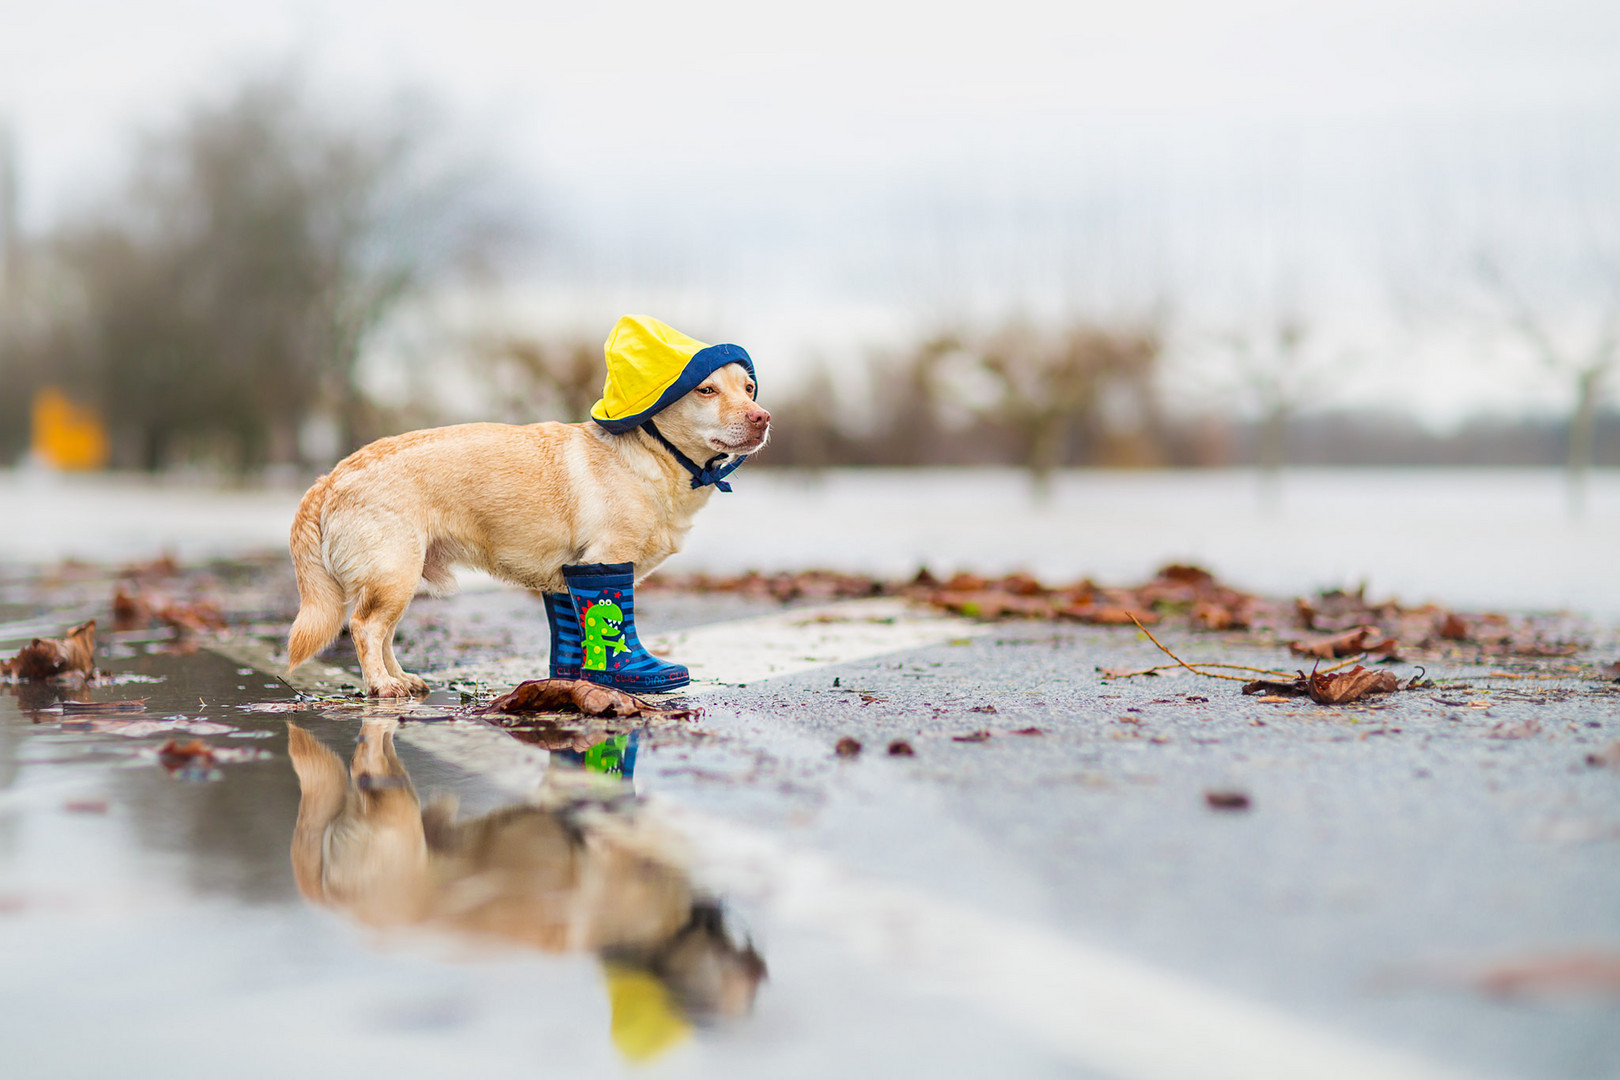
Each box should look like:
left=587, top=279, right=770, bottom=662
left=641, top=421, right=748, bottom=492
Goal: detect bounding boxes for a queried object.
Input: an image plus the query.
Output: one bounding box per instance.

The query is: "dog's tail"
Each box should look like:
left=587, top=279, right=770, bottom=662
left=287, top=475, right=346, bottom=674
left=286, top=723, right=348, bottom=903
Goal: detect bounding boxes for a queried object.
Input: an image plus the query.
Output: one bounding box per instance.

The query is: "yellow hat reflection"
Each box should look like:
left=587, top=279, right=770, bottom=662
left=604, top=964, right=692, bottom=1064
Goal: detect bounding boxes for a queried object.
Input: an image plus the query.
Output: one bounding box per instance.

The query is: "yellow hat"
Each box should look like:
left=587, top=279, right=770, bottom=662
left=590, top=315, right=756, bottom=433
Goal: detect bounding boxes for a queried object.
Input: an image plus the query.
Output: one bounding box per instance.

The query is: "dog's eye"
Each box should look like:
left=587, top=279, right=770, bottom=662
left=746, top=384, right=756, bottom=396
left=696, top=386, right=717, bottom=396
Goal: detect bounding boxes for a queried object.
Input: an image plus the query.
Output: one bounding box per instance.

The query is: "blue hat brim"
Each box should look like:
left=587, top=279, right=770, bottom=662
left=592, top=344, right=756, bottom=434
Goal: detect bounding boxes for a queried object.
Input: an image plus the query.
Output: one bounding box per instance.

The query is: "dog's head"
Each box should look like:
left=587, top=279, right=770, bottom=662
left=653, top=362, right=770, bottom=463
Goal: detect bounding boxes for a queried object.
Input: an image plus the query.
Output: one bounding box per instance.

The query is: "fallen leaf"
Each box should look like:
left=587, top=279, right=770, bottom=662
left=1475, top=953, right=1620, bottom=998
left=1584, top=742, right=1620, bottom=768
left=1084, top=605, right=1161, bottom=626
left=113, top=587, right=227, bottom=635
left=1511, top=640, right=1581, bottom=658
left=157, top=600, right=227, bottom=634
left=1205, top=790, right=1251, bottom=810
left=1488, top=718, right=1542, bottom=740
left=835, top=736, right=862, bottom=758
left=485, top=678, right=701, bottom=721
left=952, top=729, right=993, bottom=743
left=1192, top=601, right=1247, bottom=630
left=111, top=587, right=151, bottom=631
left=1435, top=612, right=1469, bottom=640
left=157, top=738, right=216, bottom=769
left=1, top=621, right=96, bottom=681
left=1242, top=677, right=1310, bottom=697
left=1306, top=665, right=1401, bottom=705
left=62, top=800, right=108, bottom=814
left=59, top=699, right=147, bottom=714
left=887, top=740, right=916, bottom=756
left=969, top=703, right=999, bottom=714
left=1158, top=564, right=1215, bottom=586
left=1289, top=626, right=1397, bottom=660
left=1011, top=726, right=1045, bottom=736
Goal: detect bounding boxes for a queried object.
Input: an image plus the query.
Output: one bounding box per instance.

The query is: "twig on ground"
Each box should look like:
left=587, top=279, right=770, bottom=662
left=1127, top=614, right=1262, bottom=683
left=1102, top=659, right=1297, bottom=680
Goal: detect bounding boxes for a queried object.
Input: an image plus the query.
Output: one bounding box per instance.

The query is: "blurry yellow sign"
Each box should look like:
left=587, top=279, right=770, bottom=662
left=31, top=387, right=108, bottom=470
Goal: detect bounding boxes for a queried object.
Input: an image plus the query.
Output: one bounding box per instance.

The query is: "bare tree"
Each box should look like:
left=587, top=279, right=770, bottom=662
left=1219, top=313, right=1316, bottom=499
left=471, top=336, right=604, bottom=424
left=1477, top=254, right=1618, bottom=515
left=36, top=71, right=515, bottom=471
left=980, top=321, right=1162, bottom=492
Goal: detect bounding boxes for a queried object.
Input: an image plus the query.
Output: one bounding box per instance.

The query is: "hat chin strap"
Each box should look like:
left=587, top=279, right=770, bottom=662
left=641, top=420, right=748, bottom=492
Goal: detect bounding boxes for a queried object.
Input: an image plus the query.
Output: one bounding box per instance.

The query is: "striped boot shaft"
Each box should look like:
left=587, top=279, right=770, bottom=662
left=545, top=592, right=584, bottom=679
left=558, top=561, right=690, bottom=692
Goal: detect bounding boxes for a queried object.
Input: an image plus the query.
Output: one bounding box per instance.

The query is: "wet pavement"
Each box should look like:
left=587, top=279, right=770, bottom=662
left=2, top=557, right=1619, bottom=1079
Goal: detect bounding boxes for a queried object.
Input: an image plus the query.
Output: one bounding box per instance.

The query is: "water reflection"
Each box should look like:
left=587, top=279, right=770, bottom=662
left=287, top=717, right=766, bottom=1061
left=3, top=676, right=90, bottom=720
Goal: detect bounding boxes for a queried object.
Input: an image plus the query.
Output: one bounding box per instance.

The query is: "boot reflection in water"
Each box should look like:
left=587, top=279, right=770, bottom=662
left=286, top=719, right=765, bottom=1059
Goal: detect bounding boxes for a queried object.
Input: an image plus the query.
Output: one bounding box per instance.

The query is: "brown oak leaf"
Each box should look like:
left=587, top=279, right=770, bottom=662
left=1306, top=665, right=1401, bottom=704
left=1, top=621, right=96, bottom=681
left=485, top=678, right=701, bottom=720
left=1289, top=626, right=1397, bottom=659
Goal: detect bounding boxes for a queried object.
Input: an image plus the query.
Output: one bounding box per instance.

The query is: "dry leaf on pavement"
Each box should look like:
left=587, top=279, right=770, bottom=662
left=486, top=678, right=701, bottom=721
left=1475, top=953, right=1620, bottom=998
left=1289, top=626, right=1398, bottom=660
left=1306, top=666, right=1401, bottom=704
left=1, top=621, right=96, bottom=681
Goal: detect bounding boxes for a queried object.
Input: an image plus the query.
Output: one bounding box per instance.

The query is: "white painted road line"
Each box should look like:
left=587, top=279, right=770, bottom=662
left=647, top=596, right=992, bottom=692
left=426, top=596, right=992, bottom=693
left=414, top=598, right=1478, bottom=1080
left=666, top=805, right=1479, bottom=1080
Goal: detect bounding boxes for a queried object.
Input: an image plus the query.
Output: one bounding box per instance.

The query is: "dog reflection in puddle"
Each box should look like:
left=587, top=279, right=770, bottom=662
left=287, top=718, right=765, bottom=1061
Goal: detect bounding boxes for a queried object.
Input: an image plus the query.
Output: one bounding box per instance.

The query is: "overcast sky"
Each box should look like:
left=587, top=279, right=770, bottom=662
left=4, top=0, right=1619, bottom=421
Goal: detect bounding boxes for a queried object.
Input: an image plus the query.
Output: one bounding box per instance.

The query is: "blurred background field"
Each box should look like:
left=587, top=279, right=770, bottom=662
left=3, top=466, right=1615, bottom=618
left=1, top=0, right=1617, bottom=577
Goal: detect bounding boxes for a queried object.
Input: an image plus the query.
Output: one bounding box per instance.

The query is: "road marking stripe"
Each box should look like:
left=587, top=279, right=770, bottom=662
left=427, top=596, right=991, bottom=692
left=392, top=713, right=1476, bottom=1080
left=665, top=806, right=1476, bottom=1080
left=359, top=598, right=1474, bottom=1078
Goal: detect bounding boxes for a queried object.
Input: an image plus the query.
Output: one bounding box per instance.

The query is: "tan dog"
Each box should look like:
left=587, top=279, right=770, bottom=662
left=286, top=720, right=765, bottom=1021
left=286, top=362, right=768, bottom=696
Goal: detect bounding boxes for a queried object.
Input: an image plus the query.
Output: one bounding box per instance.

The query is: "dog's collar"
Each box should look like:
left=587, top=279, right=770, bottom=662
left=641, top=420, right=748, bottom=492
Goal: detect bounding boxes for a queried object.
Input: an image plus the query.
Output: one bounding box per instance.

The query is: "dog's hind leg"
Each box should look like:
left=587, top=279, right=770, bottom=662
left=349, top=561, right=431, bottom=698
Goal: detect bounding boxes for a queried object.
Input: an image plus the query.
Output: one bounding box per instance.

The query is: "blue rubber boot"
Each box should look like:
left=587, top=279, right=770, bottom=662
left=561, top=562, right=690, bottom=692
left=544, top=592, right=583, bottom=679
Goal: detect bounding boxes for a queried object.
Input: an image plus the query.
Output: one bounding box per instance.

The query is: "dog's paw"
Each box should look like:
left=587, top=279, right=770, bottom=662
left=368, top=675, right=429, bottom=698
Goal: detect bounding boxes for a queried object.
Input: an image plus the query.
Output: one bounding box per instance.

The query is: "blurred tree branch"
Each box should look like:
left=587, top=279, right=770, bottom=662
left=470, top=336, right=603, bottom=423
left=1476, top=252, right=1620, bottom=515
left=27, top=70, right=522, bottom=472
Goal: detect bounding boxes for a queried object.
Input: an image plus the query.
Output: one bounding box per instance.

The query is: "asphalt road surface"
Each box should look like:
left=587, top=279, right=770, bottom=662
left=3, top=555, right=1616, bottom=1079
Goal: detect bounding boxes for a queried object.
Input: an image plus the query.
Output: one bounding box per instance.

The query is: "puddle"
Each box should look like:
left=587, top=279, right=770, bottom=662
left=0, top=628, right=1078, bottom=1079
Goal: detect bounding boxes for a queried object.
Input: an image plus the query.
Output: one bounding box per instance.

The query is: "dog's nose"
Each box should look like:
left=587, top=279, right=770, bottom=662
left=746, top=407, right=771, bottom=429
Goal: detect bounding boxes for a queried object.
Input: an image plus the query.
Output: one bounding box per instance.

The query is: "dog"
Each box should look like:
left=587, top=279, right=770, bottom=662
left=285, top=361, right=768, bottom=697
left=286, top=720, right=766, bottom=1024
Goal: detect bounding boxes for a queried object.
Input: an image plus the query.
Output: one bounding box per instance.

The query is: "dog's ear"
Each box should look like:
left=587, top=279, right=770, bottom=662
left=286, top=723, right=349, bottom=903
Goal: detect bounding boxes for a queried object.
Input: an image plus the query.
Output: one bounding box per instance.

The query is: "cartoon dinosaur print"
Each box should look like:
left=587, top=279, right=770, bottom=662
left=580, top=598, right=630, bottom=671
